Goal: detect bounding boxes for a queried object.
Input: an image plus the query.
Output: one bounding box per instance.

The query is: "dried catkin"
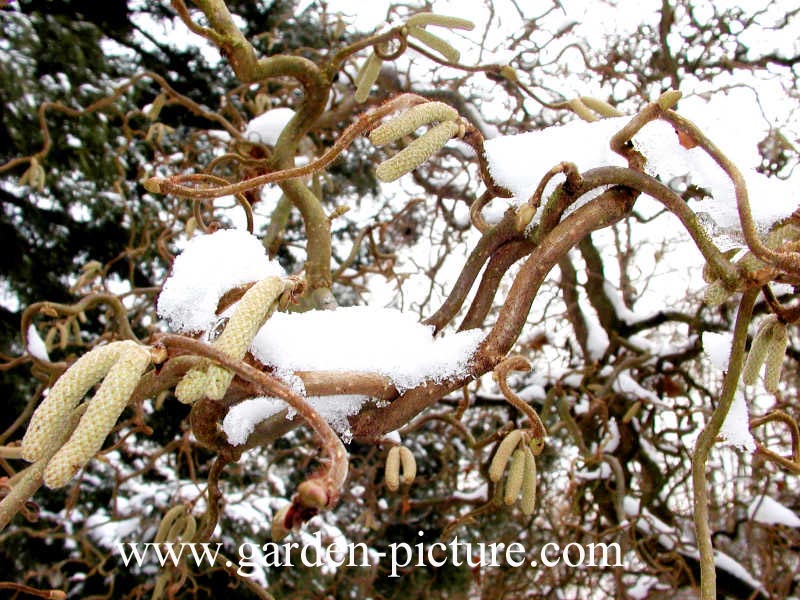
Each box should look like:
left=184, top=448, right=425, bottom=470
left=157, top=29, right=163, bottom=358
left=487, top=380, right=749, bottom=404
left=375, top=120, right=459, bottom=182
left=369, top=102, right=458, bottom=147
left=398, top=446, right=417, bottom=485
left=385, top=446, right=401, bottom=492
left=43, top=342, right=151, bottom=488
left=22, top=341, right=130, bottom=462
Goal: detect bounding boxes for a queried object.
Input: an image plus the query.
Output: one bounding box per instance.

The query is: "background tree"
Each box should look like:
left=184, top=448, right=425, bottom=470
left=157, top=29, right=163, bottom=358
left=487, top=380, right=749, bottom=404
left=1, top=1, right=799, bottom=599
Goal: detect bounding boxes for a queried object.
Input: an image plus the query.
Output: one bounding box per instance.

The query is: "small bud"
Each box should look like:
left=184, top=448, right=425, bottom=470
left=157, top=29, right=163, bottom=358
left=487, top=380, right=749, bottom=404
left=498, top=65, right=518, bottom=82
left=298, top=480, right=329, bottom=509
left=514, top=204, right=537, bottom=232
left=271, top=505, right=292, bottom=541
left=529, top=437, right=545, bottom=456
left=504, top=448, right=526, bottom=505
left=142, top=177, right=163, bottom=194
left=489, top=429, right=523, bottom=482
left=657, top=89, right=682, bottom=110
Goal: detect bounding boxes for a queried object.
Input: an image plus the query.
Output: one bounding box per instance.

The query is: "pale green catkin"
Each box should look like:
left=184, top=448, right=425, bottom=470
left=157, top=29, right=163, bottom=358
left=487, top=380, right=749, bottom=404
left=504, top=448, right=526, bottom=505
left=764, top=321, right=788, bottom=393
left=22, top=341, right=130, bottom=462
left=407, top=26, right=460, bottom=63
left=742, top=317, right=776, bottom=386
left=385, top=446, right=401, bottom=492
left=155, top=505, right=188, bottom=543
left=489, top=429, right=522, bottom=482
left=354, top=52, right=383, bottom=103
left=175, top=277, right=285, bottom=404
left=44, top=342, right=151, bottom=488
left=406, top=13, right=475, bottom=30
left=375, top=120, right=459, bottom=182
left=369, top=102, right=458, bottom=147
left=520, top=445, right=537, bottom=515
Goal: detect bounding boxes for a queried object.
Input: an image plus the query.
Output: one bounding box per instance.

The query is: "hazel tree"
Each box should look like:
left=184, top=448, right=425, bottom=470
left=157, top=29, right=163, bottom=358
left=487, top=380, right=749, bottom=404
left=1, top=1, right=800, bottom=599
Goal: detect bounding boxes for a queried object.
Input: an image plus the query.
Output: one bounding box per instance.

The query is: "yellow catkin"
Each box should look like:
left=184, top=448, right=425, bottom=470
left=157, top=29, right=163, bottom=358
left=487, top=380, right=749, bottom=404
left=22, top=341, right=130, bottom=462
left=369, top=102, right=458, bottom=147
left=406, top=13, right=475, bottom=30
left=398, top=446, right=417, bottom=485
left=385, top=446, right=401, bottom=492
left=489, top=429, right=522, bottom=482
left=407, top=26, right=460, bottom=63
left=764, top=321, right=788, bottom=393
left=176, top=277, right=285, bottom=404
left=504, top=448, right=526, bottom=505
left=44, top=342, right=151, bottom=487
left=520, top=445, right=537, bottom=515
left=579, top=96, right=624, bottom=118
left=375, top=120, right=459, bottom=182
left=742, top=317, right=776, bottom=386
left=354, top=52, right=383, bottom=103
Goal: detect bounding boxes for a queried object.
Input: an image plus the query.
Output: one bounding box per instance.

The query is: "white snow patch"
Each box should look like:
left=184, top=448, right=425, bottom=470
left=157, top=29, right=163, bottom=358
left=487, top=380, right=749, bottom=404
left=484, top=91, right=798, bottom=235
left=244, top=108, right=295, bottom=146
left=719, top=391, right=756, bottom=452
left=250, top=306, right=484, bottom=392
left=748, top=495, right=800, bottom=528
left=702, top=331, right=733, bottom=371
left=26, top=324, right=49, bottom=361
left=157, top=229, right=286, bottom=333
left=223, top=394, right=370, bottom=445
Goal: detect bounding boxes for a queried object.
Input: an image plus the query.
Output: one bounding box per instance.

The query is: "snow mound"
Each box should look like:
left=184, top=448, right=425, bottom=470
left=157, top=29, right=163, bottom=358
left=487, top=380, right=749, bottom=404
left=157, top=229, right=286, bottom=333
left=250, top=306, right=484, bottom=392
left=244, top=108, right=295, bottom=146
left=484, top=90, right=798, bottom=235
